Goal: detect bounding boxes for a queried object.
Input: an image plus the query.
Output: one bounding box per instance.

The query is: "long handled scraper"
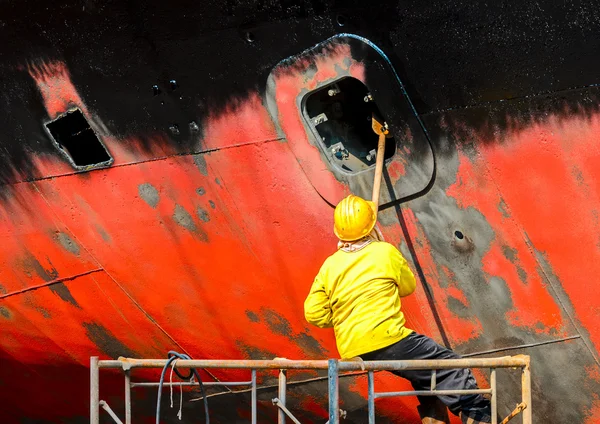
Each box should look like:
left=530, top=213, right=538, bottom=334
left=371, top=114, right=390, bottom=212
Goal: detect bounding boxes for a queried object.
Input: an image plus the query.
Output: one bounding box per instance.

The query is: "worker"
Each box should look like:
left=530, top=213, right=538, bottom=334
left=304, top=195, right=491, bottom=424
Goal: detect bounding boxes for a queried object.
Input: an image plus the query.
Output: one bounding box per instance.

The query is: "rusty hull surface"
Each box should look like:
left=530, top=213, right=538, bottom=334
left=2, top=0, right=600, bottom=422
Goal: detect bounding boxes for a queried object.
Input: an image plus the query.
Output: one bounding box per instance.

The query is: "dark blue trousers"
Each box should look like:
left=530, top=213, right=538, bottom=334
left=361, top=332, right=492, bottom=423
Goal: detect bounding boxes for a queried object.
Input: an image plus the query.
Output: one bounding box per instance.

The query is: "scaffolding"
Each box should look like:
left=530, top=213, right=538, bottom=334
left=90, top=355, right=532, bottom=424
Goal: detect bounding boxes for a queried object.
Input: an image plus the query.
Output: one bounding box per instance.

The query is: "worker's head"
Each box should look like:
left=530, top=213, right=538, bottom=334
left=334, top=195, right=377, bottom=241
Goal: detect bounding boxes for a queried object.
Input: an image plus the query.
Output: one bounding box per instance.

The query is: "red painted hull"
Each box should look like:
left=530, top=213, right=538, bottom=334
left=1, top=14, right=600, bottom=424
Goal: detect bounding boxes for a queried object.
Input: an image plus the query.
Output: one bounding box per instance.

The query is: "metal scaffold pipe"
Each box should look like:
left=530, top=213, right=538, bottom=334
left=91, top=355, right=532, bottom=424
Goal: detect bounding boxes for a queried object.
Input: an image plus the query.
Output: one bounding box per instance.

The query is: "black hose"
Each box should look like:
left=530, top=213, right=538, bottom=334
left=156, top=351, right=209, bottom=424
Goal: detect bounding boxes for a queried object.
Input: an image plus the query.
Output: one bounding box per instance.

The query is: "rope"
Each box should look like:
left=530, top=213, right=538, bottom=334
left=169, top=360, right=183, bottom=421
left=169, top=359, right=177, bottom=409
left=156, top=351, right=209, bottom=423
left=178, top=381, right=183, bottom=420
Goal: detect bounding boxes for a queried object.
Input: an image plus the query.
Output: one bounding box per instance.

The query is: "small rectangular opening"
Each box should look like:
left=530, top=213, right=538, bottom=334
left=304, top=77, right=396, bottom=173
left=46, top=109, right=112, bottom=168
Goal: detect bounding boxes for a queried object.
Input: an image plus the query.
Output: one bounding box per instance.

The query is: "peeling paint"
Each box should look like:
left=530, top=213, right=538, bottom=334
left=82, top=322, right=137, bottom=359
left=235, top=340, right=277, bottom=362
left=55, top=232, right=81, bottom=256
left=172, top=204, right=197, bottom=233
left=501, top=245, right=518, bottom=261
left=245, top=310, right=260, bottom=323
left=138, top=183, right=160, bottom=208
left=0, top=306, right=11, bottom=319
left=262, top=308, right=292, bottom=337
left=533, top=247, right=599, bottom=363
left=95, top=225, right=112, bottom=243
left=293, top=332, right=326, bottom=357
left=502, top=245, right=528, bottom=282
left=172, top=204, right=209, bottom=242
left=19, top=254, right=59, bottom=282
left=260, top=308, right=326, bottom=357
left=193, top=154, right=208, bottom=176
left=197, top=207, right=210, bottom=223
left=447, top=296, right=470, bottom=316
left=36, top=306, right=51, bottom=319
left=497, top=199, right=510, bottom=218
left=48, top=283, right=81, bottom=309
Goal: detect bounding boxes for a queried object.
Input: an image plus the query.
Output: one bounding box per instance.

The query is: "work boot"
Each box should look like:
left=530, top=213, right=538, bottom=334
left=417, top=397, right=450, bottom=424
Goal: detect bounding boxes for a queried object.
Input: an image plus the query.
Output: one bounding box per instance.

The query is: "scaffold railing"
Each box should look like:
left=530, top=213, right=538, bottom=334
left=90, top=355, right=532, bottom=424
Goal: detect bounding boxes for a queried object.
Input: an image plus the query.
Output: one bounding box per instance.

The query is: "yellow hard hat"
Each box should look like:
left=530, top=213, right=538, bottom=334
left=334, top=195, right=377, bottom=241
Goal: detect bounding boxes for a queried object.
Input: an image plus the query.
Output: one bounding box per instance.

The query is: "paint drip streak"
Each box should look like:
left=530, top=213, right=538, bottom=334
left=0, top=268, right=103, bottom=299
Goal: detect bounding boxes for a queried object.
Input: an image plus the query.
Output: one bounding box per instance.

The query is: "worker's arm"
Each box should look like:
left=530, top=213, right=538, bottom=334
left=388, top=245, right=417, bottom=297
left=304, top=272, right=333, bottom=328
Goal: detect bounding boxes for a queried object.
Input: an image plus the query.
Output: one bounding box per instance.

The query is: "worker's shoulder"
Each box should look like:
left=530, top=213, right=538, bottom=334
left=367, top=241, right=401, bottom=254
left=322, top=248, right=347, bottom=265
left=318, top=249, right=345, bottom=271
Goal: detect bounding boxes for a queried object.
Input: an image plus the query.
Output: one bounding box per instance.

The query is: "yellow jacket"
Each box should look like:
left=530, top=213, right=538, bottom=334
left=304, top=241, right=416, bottom=359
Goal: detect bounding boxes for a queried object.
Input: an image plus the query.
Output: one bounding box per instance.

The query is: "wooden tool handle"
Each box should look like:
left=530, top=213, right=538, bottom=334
left=371, top=132, right=387, bottom=209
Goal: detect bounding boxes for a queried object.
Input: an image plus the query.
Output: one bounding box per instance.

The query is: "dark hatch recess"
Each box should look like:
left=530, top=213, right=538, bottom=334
left=304, top=77, right=395, bottom=173
left=46, top=108, right=113, bottom=169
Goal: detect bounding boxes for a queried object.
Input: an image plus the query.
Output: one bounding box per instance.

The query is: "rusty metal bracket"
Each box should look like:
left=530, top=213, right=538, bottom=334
left=500, top=402, right=527, bottom=424
left=118, top=356, right=133, bottom=371
left=99, top=400, right=124, bottom=424
left=272, top=397, right=302, bottom=424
